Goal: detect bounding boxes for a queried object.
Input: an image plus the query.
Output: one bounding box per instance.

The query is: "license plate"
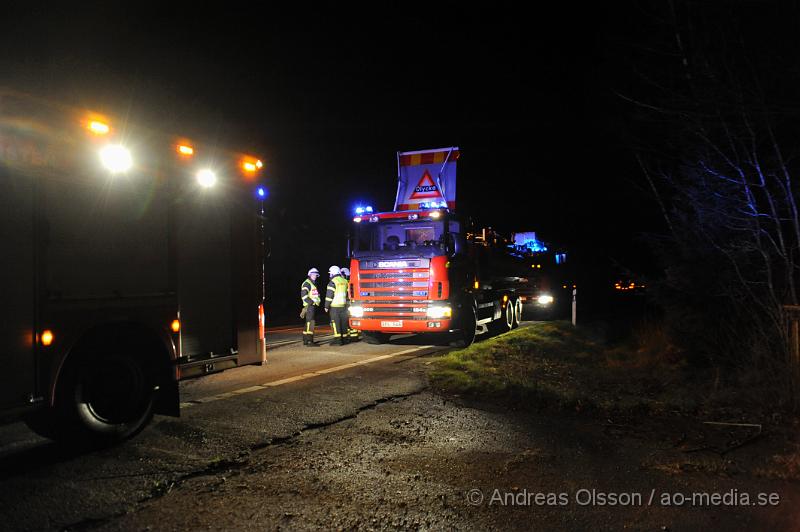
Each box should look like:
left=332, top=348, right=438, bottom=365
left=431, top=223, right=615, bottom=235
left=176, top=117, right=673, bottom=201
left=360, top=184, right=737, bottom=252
left=381, top=320, right=403, bottom=328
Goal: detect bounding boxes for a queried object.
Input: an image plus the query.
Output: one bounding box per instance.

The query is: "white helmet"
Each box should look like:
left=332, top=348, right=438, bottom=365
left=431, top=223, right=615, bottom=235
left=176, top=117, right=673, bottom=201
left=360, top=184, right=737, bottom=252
left=340, top=267, right=350, bottom=277
left=308, top=267, right=319, bottom=276
left=328, top=265, right=340, bottom=276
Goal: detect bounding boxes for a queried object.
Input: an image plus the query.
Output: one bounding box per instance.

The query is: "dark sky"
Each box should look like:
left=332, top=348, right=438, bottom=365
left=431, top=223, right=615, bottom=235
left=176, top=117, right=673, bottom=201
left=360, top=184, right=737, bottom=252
left=1, top=3, right=663, bottom=292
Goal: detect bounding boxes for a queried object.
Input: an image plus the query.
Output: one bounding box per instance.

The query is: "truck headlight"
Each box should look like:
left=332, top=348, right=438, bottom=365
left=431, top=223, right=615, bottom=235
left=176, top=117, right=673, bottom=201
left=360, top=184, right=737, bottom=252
left=349, top=306, right=364, bottom=318
left=537, top=294, right=554, bottom=305
left=426, top=306, right=452, bottom=319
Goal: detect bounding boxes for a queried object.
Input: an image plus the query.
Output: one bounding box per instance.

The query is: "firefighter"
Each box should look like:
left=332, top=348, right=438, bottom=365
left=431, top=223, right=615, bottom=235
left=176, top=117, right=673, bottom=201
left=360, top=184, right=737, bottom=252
left=300, top=267, right=321, bottom=347
left=324, top=265, right=349, bottom=345
left=340, top=267, right=360, bottom=341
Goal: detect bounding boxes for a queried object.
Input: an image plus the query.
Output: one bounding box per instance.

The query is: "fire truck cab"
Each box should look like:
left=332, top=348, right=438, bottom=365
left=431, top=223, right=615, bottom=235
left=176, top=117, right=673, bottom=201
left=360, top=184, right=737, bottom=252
left=347, top=208, right=523, bottom=347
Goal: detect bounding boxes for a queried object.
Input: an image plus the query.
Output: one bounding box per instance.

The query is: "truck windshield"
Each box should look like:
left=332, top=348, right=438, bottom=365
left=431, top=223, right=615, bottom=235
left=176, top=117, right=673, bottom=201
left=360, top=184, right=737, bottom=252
left=352, top=219, right=448, bottom=256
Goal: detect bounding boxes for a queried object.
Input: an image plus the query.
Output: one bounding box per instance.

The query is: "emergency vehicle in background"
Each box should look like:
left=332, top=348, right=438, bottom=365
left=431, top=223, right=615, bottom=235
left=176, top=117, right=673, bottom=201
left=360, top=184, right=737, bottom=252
left=506, top=230, right=571, bottom=318
left=0, top=90, right=267, bottom=444
left=347, top=147, right=534, bottom=346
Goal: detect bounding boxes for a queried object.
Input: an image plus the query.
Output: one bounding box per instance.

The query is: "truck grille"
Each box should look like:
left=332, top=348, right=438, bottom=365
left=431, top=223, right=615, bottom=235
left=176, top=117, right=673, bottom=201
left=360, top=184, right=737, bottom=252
left=357, top=265, right=433, bottom=318
left=362, top=281, right=428, bottom=288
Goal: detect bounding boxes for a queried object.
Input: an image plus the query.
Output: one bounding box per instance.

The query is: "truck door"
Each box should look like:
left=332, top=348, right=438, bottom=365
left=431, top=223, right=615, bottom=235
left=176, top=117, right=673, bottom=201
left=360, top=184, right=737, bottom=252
left=0, top=168, right=37, bottom=409
left=176, top=189, right=235, bottom=358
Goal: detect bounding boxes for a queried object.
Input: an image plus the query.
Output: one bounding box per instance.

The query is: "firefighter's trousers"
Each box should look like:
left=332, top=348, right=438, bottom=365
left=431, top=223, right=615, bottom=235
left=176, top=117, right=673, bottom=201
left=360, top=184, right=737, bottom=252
left=303, top=305, right=317, bottom=343
left=330, top=306, right=349, bottom=344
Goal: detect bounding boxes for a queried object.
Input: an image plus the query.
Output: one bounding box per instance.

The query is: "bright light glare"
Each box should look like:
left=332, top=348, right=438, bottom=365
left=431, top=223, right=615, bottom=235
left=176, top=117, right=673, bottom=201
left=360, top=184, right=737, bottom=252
left=257, top=186, right=267, bottom=198
left=426, top=306, right=452, bottom=319
left=349, top=306, right=365, bottom=318
left=255, top=160, right=263, bottom=169
left=537, top=294, right=554, bottom=305
left=178, top=145, right=194, bottom=155
left=88, top=120, right=110, bottom=135
left=196, top=169, right=217, bottom=188
left=41, top=330, right=54, bottom=346
left=242, top=161, right=257, bottom=173
left=429, top=211, right=441, bottom=219
left=99, top=144, right=133, bottom=173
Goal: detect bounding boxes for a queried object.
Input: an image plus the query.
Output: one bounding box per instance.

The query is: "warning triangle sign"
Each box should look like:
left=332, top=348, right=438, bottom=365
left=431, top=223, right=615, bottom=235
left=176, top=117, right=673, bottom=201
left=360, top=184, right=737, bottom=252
left=409, top=170, right=442, bottom=200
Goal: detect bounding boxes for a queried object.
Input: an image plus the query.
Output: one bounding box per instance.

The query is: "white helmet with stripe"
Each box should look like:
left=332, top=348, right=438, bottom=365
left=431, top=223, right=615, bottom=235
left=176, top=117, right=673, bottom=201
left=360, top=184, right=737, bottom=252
left=307, top=267, right=320, bottom=276
left=328, top=265, right=340, bottom=276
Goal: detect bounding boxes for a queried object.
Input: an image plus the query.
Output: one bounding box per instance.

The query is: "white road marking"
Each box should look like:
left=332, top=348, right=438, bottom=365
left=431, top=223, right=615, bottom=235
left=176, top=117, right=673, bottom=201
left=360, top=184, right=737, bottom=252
left=180, top=345, right=436, bottom=409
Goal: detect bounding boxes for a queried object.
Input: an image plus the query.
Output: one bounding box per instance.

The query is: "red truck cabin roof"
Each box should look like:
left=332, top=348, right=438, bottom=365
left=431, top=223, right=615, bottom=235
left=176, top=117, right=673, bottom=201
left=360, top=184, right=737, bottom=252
left=352, top=209, right=449, bottom=223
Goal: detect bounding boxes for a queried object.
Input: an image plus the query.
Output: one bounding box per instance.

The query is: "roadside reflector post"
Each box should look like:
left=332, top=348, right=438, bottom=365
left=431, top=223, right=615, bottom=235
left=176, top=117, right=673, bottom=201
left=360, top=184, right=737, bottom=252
left=258, top=304, right=267, bottom=365
left=572, top=288, right=577, bottom=326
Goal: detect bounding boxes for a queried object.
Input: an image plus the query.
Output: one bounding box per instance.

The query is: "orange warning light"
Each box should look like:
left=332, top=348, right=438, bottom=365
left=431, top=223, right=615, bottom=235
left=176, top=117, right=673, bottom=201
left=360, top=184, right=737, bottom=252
left=177, top=145, right=194, bottom=156
left=87, top=120, right=110, bottom=135
left=41, top=330, right=54, bottom=346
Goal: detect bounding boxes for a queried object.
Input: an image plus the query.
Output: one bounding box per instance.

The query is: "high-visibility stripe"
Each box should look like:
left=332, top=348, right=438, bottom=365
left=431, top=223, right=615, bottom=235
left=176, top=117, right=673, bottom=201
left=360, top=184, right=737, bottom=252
left=398, top=149, right=460, bottom=167
left=331, top=322, right=338, bottom=336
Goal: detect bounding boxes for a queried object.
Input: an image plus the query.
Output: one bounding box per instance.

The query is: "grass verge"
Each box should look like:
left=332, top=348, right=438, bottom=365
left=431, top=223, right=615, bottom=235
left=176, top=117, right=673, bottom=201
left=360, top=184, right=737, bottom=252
left=429, top=321, right=763, bottom=417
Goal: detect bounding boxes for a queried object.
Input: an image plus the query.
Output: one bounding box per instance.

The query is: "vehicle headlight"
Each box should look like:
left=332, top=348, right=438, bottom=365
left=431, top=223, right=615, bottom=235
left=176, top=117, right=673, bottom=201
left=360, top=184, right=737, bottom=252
left=537, top=294, right=554, bottom=305
left=349, top=306, right=364, bottom=318
left=99, top=144, right=132, bottom=173
left=426, top=306, right=452, bottom=319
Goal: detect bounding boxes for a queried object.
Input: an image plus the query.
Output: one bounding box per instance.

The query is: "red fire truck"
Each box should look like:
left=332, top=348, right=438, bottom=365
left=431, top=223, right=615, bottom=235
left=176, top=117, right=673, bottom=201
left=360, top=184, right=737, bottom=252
left=346, top=148, right=527, bottom=346
left=0, top=90, right=267, bottom=444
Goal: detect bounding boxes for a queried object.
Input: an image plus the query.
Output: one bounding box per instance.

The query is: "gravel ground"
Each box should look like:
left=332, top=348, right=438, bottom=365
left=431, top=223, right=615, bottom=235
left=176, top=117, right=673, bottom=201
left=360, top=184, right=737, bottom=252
left=103, top=392, right=800, bottom=531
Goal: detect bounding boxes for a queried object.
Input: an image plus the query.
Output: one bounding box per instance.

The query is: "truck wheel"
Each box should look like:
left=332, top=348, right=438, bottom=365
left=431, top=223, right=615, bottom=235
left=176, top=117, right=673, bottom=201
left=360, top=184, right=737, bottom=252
left=450, top=305, right=477, bottom=348
left=493, top=300, right=514, bottom=334
left=44, top=350, right=156, bottom=446
left=362, top=332, right=390, bottom=344
left=512, top=297, right=523, bottom=328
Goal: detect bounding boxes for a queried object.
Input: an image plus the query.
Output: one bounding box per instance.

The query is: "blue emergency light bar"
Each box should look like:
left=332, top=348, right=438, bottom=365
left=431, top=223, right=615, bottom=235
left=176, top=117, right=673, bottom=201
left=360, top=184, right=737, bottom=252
left=419, top=200, right=448, bottom=209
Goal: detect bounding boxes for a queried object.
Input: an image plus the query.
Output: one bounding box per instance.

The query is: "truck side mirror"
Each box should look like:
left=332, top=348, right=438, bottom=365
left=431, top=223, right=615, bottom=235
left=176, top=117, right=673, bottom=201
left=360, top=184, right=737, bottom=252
left=448, top=233, right=464, bottom=255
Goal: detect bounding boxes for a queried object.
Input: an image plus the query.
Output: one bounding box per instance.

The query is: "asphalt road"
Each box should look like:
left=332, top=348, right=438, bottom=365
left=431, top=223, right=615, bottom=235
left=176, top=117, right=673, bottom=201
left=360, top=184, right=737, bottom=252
left=2, top=322, right=796, bottom=531
left=0, top=327, right=448, bottom=531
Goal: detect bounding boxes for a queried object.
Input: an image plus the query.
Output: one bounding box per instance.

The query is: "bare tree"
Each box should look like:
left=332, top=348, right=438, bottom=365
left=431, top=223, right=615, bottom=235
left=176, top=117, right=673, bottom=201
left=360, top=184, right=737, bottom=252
left=618, top=1, right=800, bottom=404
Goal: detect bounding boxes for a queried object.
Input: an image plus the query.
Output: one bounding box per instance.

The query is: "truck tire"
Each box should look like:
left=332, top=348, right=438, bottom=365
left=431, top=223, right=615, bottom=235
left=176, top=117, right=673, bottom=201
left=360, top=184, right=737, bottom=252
left=450, top=304, right=477, bottom=348
left=29, top=348, right=156, bottom=447
left=492, top=299, right=514, bottom=334
left=512, top=297, right=523, bottom=328
left=362, top=331, right=390, bottom=344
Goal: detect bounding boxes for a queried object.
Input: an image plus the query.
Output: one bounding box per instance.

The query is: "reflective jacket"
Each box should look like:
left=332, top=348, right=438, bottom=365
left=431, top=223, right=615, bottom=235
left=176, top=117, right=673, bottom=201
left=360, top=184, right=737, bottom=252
left=324, top=275, right=349, bottom=309
left=301, top=278, right=320, bottom=307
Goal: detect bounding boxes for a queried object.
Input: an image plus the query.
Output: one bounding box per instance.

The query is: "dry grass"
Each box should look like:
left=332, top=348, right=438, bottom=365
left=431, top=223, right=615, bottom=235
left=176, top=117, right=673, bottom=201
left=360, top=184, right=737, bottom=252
left=429, top=321, right=765, bottom=417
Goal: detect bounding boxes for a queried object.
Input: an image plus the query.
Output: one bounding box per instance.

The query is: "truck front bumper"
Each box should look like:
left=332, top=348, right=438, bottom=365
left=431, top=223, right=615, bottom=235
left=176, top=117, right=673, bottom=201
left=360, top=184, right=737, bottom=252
left=349, top=318, right=453, bottom=334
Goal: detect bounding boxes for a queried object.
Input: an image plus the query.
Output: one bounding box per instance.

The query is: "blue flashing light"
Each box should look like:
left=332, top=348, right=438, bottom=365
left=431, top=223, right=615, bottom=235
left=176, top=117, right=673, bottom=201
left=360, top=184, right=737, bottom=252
left=355, top=207, right=365, bottom=215
left=256, top=186, right=267, bottom=199
left=365, top=206, right=373, bottom=213
left=523, top=240, right=548, bottom=253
